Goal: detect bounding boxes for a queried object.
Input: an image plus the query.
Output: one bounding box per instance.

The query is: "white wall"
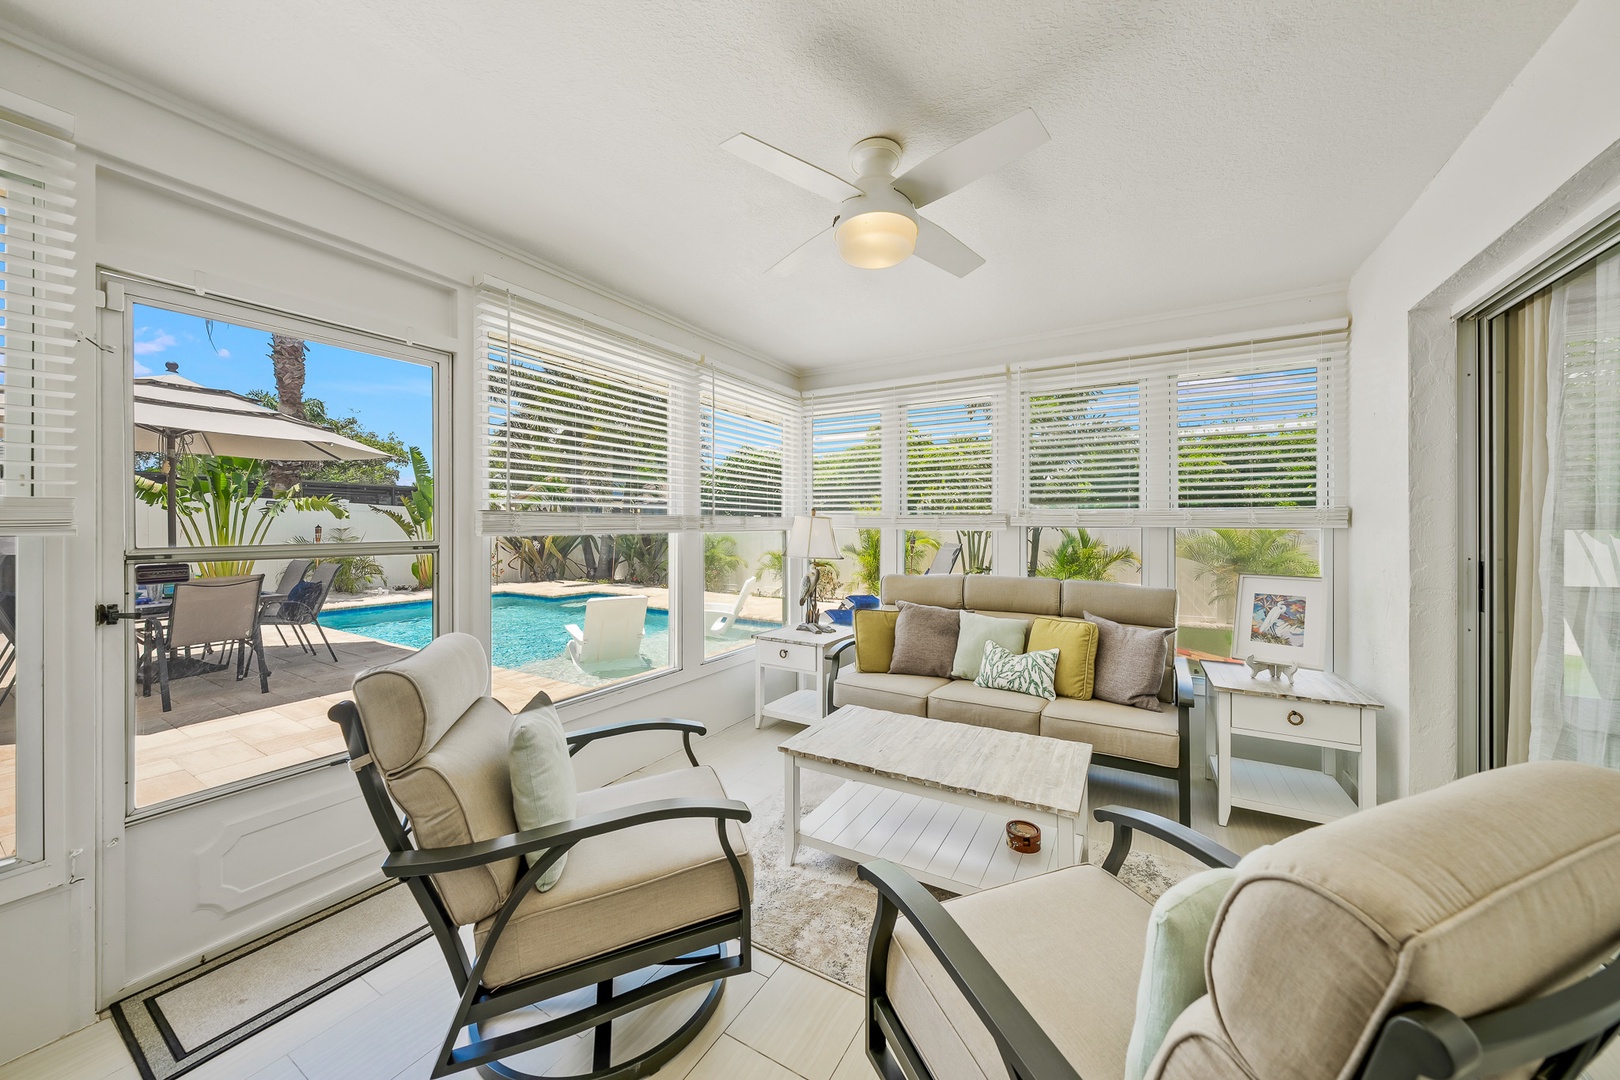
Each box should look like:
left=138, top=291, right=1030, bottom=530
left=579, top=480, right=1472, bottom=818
left=0, top=30, right=790, bottom=1064
left=1346, top=0, right=1620, bottom=797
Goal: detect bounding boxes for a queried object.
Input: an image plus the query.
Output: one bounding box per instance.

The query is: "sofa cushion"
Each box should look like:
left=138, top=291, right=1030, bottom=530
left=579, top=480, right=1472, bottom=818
left=1060, top=579, right=1176, bottom=627
left=508, top=703, right=576, bottom=892
left=889, top=602, right=961, bottom=678
left=1087, top=612, right=1174, bottom=711
left=476, top=765, right=751, bottom=987
left=1175, top=761, right=1620, bottom=1080
left=881, top=574, right=964, bottom=609
left=1124, top=867, right=1239, bottom=1080
left=888, top=866, right=1150, bottom=1080
left=951, top=611, right=1029, bottom=680
left=927, top=679, right=1045, bottom=734
left=1040, top=696, right=1180, bottom=767
left=853, top=608, right=901, bottom=673
left=833, top=670, right=949, bottom=715
left=963, top=574, right=1060, bottom=616
left=1029, top=616, right=1099, bottom=700
left=975, top=641, right=1059, bottom=700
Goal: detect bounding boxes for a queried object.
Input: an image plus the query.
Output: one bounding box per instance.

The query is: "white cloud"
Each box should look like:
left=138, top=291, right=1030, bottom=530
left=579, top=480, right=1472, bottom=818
left=132, top=361, right=153, bottom=377
left=133, top=331, right=176, bottom=356
left=216, top=348, right=231, bottom=359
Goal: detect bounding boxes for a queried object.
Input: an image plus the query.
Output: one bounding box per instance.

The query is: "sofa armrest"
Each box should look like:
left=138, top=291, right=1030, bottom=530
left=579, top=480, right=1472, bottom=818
left=860, top=860, right=1082, bottom=1080
left=1174, top=654, right=1195, bottom=709
left=1094, top=805, right=1239, bottom=874
left=826, top=638, right=858, bottom=715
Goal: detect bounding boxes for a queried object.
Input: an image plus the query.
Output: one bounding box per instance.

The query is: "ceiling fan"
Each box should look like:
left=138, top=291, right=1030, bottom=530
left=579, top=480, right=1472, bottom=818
left=722, top=108, right=1049, bottom=278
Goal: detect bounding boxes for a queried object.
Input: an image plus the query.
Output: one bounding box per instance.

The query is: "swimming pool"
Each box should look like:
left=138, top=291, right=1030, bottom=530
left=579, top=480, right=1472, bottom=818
left=320, top=592, right=771, bottom=672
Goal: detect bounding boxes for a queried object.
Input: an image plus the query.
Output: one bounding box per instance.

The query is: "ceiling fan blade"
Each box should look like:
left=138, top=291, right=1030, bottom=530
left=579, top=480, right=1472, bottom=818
left=722, top=133, right=863, bottom=204
left=913, top=217, right=985, bottom=277
left=892, top=109, right=1050, bottom=209
left=765, top=224, right=835, bottom=276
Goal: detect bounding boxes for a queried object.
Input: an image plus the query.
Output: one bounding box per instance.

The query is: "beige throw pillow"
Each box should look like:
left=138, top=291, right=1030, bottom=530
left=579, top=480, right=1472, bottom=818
left=888, top=601, right=960, bottom=678
left=1086, top=611, right=1174, bottom=711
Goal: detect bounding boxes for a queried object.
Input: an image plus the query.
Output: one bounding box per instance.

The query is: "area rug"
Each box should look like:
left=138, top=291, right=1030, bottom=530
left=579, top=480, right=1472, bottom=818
left=110, top=881, right=430, bottom=1080
left=746, top=791, right=1196, bottom=990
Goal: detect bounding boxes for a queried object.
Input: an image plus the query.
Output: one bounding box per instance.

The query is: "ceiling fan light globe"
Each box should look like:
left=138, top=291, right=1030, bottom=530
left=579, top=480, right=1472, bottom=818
left=835, top=211, right=918, bottom=269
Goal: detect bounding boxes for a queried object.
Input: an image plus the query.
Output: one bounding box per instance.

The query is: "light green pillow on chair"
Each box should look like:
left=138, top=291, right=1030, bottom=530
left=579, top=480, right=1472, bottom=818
left=1122, top=866, right=1238, bottom=1080
left=508, top=703, right=578, bottom=892
left=951, top=611, right=1029, bottom=680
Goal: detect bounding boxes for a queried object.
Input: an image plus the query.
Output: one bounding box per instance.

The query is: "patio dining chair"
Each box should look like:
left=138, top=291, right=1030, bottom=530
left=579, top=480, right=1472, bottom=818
left=153, top=575, right=269, bottom=712
left=705, top=575, right=757, bottom=635
left=260, top=562, right=340, bottom=662
left=565, top=595, right=648, bottom=669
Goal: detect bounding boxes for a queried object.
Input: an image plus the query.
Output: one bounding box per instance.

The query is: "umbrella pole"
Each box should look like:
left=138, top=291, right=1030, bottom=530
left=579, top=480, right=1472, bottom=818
left=164, top=432, right=178, bottom=548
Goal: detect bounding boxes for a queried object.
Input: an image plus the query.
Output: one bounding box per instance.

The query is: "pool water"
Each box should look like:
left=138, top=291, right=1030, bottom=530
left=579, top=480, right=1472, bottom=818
left=320, top=593, right=771, bottom=676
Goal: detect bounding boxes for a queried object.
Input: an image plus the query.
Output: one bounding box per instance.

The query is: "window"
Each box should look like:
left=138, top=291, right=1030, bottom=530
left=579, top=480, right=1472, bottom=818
left=1026, top=527, right=1141, bottom=584
left=1025, top=382, right=1140, bottom=511
left=120, top=294, right=439, bottom=810
left=702, top=531, right=786, bottom=657
left=811, top=408, right=882, bottom=515
left=1174, top=528, right=1322, bottom=659
left=0, top=536, right=37, bottom=868
left=904, top=398, right=993, bottom=515
left=489, top=532, right=674, bottom=701
left=702, top=379, right=785, bottom=520
left=1176, top=366, right=1319, bottom=508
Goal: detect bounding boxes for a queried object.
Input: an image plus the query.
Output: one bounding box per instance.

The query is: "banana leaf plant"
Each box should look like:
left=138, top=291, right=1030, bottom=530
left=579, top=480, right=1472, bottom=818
left=373, top=446, right=434, bottom=589
left=134, top=455, right=349, bottom=576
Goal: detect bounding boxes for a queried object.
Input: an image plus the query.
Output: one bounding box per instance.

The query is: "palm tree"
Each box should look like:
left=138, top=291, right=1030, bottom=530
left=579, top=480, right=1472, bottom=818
left=704, top=534, right=745, bottom=591
left=1175, top=528, right=1320, bottom=608
left=842, top=529, right=882, bottom=595
left=1037, top=528, right=1140, bottom=581
left=269, top=335, right=308, bottom=419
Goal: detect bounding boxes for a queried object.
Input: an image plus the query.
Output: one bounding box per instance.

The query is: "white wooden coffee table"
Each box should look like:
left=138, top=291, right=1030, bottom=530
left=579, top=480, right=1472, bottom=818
left=779, top=705, right=1092, bottom=894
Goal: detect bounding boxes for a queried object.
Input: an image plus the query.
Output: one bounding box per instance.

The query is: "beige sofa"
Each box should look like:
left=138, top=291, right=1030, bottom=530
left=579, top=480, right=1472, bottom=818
left=828, top=574, right=1193, bottom=823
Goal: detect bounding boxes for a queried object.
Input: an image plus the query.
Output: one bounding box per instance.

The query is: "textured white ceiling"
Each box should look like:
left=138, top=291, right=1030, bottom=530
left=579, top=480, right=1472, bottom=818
left=0, top=0, right=1575, bottom=374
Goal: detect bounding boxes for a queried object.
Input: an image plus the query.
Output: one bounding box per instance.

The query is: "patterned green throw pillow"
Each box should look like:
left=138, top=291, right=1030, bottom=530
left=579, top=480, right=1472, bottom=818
left=975, top=640, right=1059, bottom=699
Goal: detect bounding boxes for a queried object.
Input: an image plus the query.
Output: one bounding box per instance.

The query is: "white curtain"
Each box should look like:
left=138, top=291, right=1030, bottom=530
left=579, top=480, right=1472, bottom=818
left=1530, top=250, right=1620, bottom=767
left=1505, top=292, right=1551, bottom=764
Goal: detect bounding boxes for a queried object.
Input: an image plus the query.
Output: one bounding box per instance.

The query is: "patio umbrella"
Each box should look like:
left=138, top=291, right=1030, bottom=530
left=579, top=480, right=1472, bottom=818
left=133, top=368, right=392, bottom=546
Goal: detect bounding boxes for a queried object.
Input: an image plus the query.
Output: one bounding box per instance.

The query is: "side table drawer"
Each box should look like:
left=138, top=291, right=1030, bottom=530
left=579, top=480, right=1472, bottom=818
left=760, top=640, right=818, bottom=674
left=1230, top=695, right=1362, bottom=746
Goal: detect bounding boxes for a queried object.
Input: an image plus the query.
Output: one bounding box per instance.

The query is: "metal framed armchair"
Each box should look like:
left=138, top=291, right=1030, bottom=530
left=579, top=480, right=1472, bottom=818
left=862, top=760, right=1620, bottom=1080
left=260, top=561, right=339, bottom=662
left=330, top=632, right=753, bottom=1079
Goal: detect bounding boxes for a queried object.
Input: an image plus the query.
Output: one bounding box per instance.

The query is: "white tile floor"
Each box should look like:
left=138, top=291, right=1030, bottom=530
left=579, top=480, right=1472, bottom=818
left=2, top=717, right=1614, bottom=1080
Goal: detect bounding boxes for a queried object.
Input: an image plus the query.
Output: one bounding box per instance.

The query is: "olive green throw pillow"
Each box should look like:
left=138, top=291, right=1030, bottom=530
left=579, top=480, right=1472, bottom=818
left=951, top=611, right=1029, bottom=680
left=853, top=608, right=901, bottom=673
left=1028, top=617, right=1099, bottom=699
left=508, top=703, right=577, bottom=892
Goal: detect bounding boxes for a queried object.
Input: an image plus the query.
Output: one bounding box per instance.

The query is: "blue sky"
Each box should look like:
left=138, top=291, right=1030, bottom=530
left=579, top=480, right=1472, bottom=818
left=132, top=304, right=434, bottom=481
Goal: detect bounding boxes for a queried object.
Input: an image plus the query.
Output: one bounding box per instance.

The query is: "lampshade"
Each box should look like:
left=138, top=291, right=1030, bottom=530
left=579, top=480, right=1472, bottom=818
left=835, top=211, right=918, bottom=270
left=786, top=513, right=840, bottom=560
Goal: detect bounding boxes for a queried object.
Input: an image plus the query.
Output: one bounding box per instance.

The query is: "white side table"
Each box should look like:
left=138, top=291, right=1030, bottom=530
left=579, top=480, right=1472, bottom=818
left=753, top=626, right=854, bottom=729
left=1202, top=661, right=1382, bottom=826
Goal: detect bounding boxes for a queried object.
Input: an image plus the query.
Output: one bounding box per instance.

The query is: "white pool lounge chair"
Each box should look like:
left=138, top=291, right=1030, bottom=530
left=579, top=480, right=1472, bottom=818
left=704, top=575, right=757, bottom=635
left=564, top=595, right=649, bottom=669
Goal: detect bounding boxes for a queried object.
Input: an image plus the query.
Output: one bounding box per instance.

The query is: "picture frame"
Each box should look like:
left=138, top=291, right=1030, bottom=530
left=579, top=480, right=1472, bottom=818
left=1231, top=574, right=1329, bottom=672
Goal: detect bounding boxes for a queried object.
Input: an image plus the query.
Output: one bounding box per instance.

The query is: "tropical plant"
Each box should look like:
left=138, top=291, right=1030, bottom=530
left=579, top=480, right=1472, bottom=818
left=245, top=389, right=408, bottom=486
left=498, top=534, right=586, bottom=582
left=613, top=534, right=669, bottom=586
left=842, top=528, right=882, bottom=594
left=372, top=446, right=434, bottom=589
left=704, top=534, right=745, bottom=591
left=1175, top=528, right=1320, bottom=608
left=757, top=548, right=784, bottom=587
left=292, top=526, right=382, bottom=593
left=902, top=531, right=941, bottom=575
left=956, top=529, right=993, bottom=574
left=134, top=455, right=348, bottom=576
left=1037, top=528, right=1141, bottom=581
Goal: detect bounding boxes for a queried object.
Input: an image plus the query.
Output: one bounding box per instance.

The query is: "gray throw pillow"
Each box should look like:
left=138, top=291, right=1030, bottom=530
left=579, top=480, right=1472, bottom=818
left=888, top=601, right=961, bottom=678
left=1086, top=611, right=1174, bottom=711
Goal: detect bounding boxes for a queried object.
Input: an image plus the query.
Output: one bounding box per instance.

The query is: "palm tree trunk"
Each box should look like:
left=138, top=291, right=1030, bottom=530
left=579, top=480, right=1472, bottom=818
left=267, top=335, right=308, bottom=490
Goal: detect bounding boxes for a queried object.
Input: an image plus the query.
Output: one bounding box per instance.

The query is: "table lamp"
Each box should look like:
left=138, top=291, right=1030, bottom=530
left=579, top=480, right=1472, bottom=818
left=787, top=511, right=841, bottom=633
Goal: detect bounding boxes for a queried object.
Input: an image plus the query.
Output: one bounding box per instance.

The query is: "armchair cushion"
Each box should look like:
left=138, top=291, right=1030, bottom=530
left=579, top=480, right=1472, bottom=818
left=951, top=611, right=1029, bottom=681
left=888, top=865, right=1149, bottom=1080
left=508, top=704, right=577, bottom=892
left=475, top=764, right=753, bottom=988
left=1123, top=867, right=1238, bottom=1080
left=352, top=631, right=491, bottom=773
left=1086, top=612, right=1174, bottom=711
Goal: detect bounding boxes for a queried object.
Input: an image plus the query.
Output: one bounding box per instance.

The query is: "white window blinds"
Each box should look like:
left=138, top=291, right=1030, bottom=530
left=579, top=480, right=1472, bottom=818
left=0, top=115, right=77, bottom=533
left=810, top=407, right=883, bottom=514
left=477, top=288, right=695, bottom=535
left=1024, top=380, right=1140, bottom=512
left=701, top=368, right=790, bottom=525
left=1175, top=365, right=1318, bottom=509
left=903, top=396, right=994, bottom=516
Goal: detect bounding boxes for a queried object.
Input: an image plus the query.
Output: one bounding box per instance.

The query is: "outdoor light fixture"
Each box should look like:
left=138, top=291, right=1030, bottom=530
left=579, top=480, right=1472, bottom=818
left=787, top=511, right=841, bottom=632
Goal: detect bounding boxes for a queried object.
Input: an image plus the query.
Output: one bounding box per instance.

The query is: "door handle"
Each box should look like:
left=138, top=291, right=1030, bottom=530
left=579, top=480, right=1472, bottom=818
left=95, top=603, right=147, bottom=626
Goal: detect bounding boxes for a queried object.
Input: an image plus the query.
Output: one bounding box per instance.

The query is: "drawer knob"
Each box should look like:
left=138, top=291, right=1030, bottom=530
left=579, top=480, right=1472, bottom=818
left=1286, top=709, right=1305, bottom=727
left=779, top=649, right=789, bottom=659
